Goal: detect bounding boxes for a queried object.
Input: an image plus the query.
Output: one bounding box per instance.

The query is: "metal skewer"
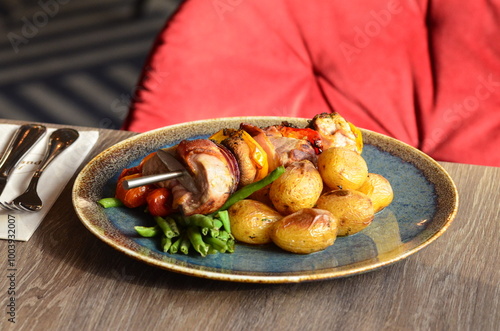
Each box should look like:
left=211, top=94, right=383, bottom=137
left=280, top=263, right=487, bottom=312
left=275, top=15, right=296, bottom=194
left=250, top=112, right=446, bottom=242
left=122, top=171, right=185, bottom=189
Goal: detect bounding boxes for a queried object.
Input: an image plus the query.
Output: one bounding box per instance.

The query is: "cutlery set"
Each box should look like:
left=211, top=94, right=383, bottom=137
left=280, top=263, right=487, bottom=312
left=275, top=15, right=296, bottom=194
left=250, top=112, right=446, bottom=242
left=0, top=124, right=79, bottom=212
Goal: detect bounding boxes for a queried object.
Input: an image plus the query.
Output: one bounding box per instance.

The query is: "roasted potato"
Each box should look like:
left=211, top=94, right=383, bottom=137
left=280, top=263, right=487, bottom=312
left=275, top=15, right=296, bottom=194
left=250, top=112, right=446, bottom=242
left=269, top=160, right=323, bottom=215
left=315, top=189, right=374, bottom=236
left=228, top=199, right=283, bottom=244
left=357, top=173, right=394, bottom=213
left=270, top=208, right=338, bottom=254
left=249, top=184, right=273, bottom=207
left=317, top=147, right=368, bottom=190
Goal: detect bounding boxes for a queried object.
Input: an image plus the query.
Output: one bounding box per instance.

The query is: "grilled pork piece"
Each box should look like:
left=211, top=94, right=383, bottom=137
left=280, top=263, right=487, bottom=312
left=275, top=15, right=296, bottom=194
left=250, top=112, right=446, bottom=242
left=268, top=136, right=318, bottom=167
left=176, top=139, right=239, bottom=215
left=308, top=112, right=360, bottom=153
left=258, top=125, right=318, bottom=167
left=243, top=123, right=318, bottom=168
left=142, top=139, right=239, bottom=216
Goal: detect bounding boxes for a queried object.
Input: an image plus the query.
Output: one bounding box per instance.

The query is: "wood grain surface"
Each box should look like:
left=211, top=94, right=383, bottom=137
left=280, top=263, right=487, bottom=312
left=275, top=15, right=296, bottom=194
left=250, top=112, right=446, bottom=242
left=0, top=120, right=498, bottom=330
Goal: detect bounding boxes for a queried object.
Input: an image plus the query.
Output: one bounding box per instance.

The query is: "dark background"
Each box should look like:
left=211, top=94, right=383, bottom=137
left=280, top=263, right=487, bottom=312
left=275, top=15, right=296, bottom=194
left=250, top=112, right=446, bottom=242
left=0, top=0, right=182, bottom=129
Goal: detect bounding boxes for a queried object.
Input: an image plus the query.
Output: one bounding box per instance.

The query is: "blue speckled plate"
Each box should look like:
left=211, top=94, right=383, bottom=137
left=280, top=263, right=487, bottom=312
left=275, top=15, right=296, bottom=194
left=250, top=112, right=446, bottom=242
left=72, top=117, right=458, bottom=283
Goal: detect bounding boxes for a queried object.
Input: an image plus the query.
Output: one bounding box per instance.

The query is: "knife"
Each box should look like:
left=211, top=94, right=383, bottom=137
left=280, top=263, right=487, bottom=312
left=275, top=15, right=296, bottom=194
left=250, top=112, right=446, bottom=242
left=123, top=149, right=199, bottom=194
left=0, top=124, right=47, bottom=196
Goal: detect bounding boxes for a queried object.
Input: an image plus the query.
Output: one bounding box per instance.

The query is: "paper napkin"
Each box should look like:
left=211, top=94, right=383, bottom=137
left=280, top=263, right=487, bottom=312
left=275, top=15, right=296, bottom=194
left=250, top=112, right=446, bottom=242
left=0, top=124, right=99, bottom=241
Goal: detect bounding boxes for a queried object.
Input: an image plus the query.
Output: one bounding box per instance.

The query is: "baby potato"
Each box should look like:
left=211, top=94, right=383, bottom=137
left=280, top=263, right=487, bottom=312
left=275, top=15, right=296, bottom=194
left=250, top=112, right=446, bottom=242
left=228, top=199, right=283, bottom=244
left=316, top=189, right=374, bottom=236
left=249, top=184, right=273, bottom=207
left=270, top=208, right=338, bottom=254
left=357, top=173, right=394, bottom=213
left=269, top=160, right=323, bottom=215
left=317, top=147, right=368, bottom=190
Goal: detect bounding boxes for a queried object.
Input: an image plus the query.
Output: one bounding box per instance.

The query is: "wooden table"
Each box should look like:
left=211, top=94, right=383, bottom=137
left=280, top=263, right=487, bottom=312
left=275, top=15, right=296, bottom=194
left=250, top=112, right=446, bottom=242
left=1, top=120, right=499, bottom=330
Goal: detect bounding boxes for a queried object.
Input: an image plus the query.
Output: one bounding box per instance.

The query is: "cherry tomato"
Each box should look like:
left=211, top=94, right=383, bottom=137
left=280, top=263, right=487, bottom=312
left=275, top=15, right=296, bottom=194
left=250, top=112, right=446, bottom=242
left=115, top=173, right=153, bottom=208
left=146, top=187, right=174, bottom=216
left=118, top=166, right=140, bottom=181
left=138, top=152, right=157, bottom=170
left=117, top=152, right=157, bottom=181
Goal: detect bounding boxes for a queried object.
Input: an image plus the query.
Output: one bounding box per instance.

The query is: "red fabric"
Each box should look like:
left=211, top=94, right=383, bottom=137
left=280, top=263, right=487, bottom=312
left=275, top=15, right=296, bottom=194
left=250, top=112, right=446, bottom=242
left=122, top=0, right=500, bottom=167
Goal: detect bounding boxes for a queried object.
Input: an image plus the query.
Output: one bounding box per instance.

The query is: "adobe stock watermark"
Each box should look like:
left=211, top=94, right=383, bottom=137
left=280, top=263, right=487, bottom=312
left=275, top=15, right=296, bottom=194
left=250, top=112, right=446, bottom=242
left=5, top=214, right=18, bottom=324
left=212, top=0, right=244, bottom=20
left=111, top=266, right=135, bottom=282
left=100, top=67, right=170, bottom=130
left=7, top=0, right=71, bottom=54
left=425, top=74, right=500, bottom=149
left=269, top=105, right=291, bottom=117
left=339, top=0, right=402, bottom=63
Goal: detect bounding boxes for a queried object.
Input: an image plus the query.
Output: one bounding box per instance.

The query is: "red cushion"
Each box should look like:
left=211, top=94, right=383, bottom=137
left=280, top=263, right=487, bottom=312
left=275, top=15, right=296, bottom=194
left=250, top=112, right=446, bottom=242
left=122, top=0, right=500, bottom=167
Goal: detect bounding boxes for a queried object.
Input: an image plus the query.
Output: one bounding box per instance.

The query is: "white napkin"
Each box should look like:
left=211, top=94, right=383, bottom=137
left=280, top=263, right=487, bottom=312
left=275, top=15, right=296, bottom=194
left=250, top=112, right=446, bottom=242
left=0, top=124, right=99, bottom=241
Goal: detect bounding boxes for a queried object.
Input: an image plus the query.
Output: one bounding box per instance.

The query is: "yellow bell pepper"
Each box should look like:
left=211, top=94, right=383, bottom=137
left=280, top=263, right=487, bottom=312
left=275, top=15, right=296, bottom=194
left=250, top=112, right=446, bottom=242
left=348, top=122, right=363, bottom=153
left=209, top=129, right=234, bottom=143
left=240, top=131, right=269, bottom=181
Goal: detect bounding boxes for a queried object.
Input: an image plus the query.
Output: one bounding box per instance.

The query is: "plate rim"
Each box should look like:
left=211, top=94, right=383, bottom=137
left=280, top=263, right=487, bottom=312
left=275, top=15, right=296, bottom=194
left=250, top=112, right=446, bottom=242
left=72, top=116, right=459, bottom=283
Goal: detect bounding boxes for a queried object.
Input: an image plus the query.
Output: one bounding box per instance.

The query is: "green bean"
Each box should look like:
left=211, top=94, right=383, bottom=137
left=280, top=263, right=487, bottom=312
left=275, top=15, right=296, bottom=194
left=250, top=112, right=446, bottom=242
left=180, top=235, right=191, bottom=255
left=98, top=197, right=123, bottom=208
left=187, top=226, right=209, bottom=257
left=134, top=225, right=160, bottom=237
left=185, top=214, right=214, bottom=228
left=226, top=238, right=235, bottom=253
left=213, top=219, right=223, bottom=230
left=169, top=236, right=182, bottom=254
left=161, top=236, right=172, bottom=253
left=131, top=189, right=245, bottom=255
left=216, top=210, right=231, bottom=233
left=155, top=216, right=176, bottom=238
left=165, top=216, right=180, bottom=236
left=218, top=166, right=285, bottom=211
left=209, top=228, right=219, bottom=238
left=207, top=247, right=219, bottom=255
left=204, top=236, right=227, bottom=253
left=217, top=231, right=230, bottom=241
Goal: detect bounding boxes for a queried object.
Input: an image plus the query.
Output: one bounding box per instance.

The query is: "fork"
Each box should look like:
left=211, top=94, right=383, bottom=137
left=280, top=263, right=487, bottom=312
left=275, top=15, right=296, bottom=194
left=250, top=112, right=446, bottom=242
left=0, top=128, right=79, bottom=212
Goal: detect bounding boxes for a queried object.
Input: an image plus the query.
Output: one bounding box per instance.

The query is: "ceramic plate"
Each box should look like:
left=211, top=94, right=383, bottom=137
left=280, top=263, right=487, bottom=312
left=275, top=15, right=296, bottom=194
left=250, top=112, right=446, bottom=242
left=72, top=117, right=458, bottom=283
